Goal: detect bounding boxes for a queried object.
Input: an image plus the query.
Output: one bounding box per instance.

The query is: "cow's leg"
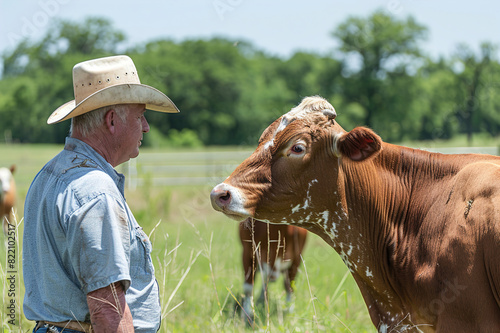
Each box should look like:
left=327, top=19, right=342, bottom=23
left=2, top=217, right=7, bottom=236
left=241, top=256, right=255, bottom=323
left=240, top=221, right=256, bottom=324
left=0, top=196, right=4, bottom=235
left=283, top=228, right=307, bottom=312
left=257, top=262, right=272, bottom=304
left=283, top=262, right=298, bottom=313
left=242, top=281, right=254, bottom=323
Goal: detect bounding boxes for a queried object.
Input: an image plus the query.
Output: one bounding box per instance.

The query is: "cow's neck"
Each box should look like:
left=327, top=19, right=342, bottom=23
left=328, top=144, right=465, bottom=325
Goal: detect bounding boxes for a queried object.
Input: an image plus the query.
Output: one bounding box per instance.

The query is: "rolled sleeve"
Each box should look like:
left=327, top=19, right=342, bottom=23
left=65, top=194, right=131, bottom=294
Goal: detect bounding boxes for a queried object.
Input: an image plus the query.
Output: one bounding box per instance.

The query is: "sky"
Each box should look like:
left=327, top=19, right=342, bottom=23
left=0, top=0, right=499, bottom=61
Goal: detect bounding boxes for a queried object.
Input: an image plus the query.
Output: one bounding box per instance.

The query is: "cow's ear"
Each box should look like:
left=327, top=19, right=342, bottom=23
left=335, top=127, right=382, bottom=161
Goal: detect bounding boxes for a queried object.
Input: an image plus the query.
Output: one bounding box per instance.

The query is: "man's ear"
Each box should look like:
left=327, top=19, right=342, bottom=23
left=104, top=109, right=116, bottom=134
left=335, top=127, right=382, bottom=161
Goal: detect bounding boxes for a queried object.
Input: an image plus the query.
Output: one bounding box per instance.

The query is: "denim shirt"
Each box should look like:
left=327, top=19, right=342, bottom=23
left=23, top=137, right=160, bottom=332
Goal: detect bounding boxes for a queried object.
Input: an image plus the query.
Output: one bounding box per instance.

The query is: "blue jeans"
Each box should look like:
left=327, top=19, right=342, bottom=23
left=33, top=324, right=83, bottom=333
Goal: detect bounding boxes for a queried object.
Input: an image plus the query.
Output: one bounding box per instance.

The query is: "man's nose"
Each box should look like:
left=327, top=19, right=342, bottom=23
left=142, top=115, right=150, bottom=133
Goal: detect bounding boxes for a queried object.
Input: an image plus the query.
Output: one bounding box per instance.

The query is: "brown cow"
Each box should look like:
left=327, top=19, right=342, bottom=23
left=239, top=218, right=307, bottom=322
left=1, top=165, right=16, bottom=235
left=211, top=96, right=500, bottom=332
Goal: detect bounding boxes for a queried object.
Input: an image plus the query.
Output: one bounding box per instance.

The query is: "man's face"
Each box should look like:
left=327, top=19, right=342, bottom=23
left=115, top=104, right=149, bottom=165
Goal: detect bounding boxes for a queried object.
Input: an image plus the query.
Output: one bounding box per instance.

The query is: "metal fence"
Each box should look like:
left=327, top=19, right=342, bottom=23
left=120, top=149, right=254, bottom=189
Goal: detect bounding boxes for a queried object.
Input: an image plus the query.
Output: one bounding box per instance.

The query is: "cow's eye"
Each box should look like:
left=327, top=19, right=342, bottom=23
left=290, top=144, right=305, bottom=155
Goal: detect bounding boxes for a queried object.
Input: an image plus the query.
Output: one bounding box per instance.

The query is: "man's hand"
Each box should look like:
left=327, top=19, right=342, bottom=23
left=87, top=282, right=134, bottom=333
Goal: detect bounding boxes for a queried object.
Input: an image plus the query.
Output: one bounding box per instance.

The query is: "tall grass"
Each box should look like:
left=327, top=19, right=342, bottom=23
left=127, top=185, right=374, bottom=332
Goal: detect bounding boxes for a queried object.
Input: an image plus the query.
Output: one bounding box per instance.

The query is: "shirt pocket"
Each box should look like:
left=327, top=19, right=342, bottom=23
left=132, top=226, right=155, bottom=275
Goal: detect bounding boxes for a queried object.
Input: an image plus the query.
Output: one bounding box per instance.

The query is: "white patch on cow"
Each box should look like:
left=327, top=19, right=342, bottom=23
left=264, top=117, right=290, bottom=151
left=285, top=99, right=336, bottom=121
left=276, top=117, right=290, bottom=132
left=366, top=267, right=373, bottom=278
left=302, top=199, right=309, bottom=210
left=329, top=222, right=338, bottom=239
left=302, top=179, right=317, bottom=210
left=347, top=244, right=353, bottom=256
left=264, top=138, right=274, bottom=150
left=338, top=242, right=358, bottom=273
left=290, top=179, right=318, bottom=215
left=379, top=323, right=388, bottom=333
left=304, top=213, right=312, bottom=223
left=291, top=203, right=301, bottom=213
left=243, top=282, right=253, bottom=295
left=332, top=133, right=344, bottom=157
left=321, top=210, right=329, bottom=227
left=0, top=168, right=12, bottom=193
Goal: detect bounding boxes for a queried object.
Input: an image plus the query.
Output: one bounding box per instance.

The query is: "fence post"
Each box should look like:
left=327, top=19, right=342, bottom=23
left=127, top=158, right=137, bottom=190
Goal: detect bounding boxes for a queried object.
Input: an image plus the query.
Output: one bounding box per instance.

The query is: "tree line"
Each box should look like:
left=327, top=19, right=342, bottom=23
left=1, top=11, right=499, bottom=147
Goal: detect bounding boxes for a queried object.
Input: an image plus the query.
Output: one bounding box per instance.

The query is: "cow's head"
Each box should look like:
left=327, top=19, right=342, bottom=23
left=210, top=96, right=382, bottom=226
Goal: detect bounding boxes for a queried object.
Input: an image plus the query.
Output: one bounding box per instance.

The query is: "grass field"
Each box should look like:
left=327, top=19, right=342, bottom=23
left=0, top=143, right=374, bottom=332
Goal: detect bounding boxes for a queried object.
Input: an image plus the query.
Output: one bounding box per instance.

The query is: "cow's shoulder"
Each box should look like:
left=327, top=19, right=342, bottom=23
left=452, top=159, right=500, bottom=201
left=437, top=159, right=500, bottom=248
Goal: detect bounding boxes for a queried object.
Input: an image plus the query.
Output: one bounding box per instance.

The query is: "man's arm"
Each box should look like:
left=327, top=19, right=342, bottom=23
left=87, top=282, right=134, bottom=333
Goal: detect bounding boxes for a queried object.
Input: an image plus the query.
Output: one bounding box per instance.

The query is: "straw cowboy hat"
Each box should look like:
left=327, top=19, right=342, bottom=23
left=47, top=55, right=179, bottom=124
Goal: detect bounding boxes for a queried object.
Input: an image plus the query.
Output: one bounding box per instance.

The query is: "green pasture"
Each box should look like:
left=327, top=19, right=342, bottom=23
left=0, top=143, right=374, bottom=332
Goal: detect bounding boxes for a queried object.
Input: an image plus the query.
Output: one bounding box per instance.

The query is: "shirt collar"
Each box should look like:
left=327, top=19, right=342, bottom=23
left=64, top=137, right=126, bottom=195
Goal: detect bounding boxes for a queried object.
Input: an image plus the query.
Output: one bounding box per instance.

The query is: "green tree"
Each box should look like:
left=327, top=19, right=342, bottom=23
left=452, top=42, right=496, bottom=144
left=132, top=38, right=256, bottom=145
left=0, top=17, right=124, bottom=143
left=415, top=57, right=459, bottom=141
left=332, top=10, right=427, bottom=138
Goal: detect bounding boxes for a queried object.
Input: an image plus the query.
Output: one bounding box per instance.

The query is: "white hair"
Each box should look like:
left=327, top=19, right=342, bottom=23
left=70, top=104, right=128, bottom=138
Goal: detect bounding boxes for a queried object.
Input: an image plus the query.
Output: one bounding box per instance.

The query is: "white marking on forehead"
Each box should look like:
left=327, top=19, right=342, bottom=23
left=263, top=139, right=274, bottom=150
left=264, top=97, right=336, bottom=151
left=366, top=267, right=373, bottom=278
left=276, top=116, right=290, bottom=132
left=264, top=116, right=291, bottom=150
left=285, top=102, right=336, bottom=120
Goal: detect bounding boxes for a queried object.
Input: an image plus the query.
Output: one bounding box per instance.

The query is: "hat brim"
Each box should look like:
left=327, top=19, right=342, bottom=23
left=47, top=83, right=179, bottom=124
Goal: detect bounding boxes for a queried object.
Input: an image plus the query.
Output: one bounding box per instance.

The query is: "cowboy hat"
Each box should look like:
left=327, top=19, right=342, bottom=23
left=47, top=55, right=179, bottom=124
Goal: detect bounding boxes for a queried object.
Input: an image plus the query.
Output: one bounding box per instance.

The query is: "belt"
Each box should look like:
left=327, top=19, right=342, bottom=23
left=35, top=320, right=93, bottom=333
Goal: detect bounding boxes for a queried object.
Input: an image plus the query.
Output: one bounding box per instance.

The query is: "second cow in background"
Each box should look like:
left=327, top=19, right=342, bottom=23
left=239, top=218, right=307, bottom=322
left=0, top=165, right=16, bottom=235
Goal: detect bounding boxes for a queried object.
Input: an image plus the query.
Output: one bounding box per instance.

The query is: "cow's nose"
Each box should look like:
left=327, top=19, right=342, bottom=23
left=210, top=184, right=232, bottom=210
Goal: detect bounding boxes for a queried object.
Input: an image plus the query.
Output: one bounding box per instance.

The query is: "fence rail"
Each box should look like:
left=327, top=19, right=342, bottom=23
left=122, top=146, right=500, bottom=188
left=121, top=149, right=254, bottom=188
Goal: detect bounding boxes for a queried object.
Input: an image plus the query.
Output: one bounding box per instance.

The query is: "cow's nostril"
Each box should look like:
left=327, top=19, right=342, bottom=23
left=210, top=185, right=234, bottom=211
left=218, top=191, right=231, bottom=204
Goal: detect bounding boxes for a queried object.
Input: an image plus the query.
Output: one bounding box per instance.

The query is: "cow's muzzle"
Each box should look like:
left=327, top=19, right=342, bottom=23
left=210, top=183, right=251, bottom=221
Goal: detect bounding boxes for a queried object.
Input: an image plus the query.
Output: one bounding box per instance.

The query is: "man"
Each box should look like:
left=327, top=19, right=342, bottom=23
left=23, top=55, right=179, bottom=333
